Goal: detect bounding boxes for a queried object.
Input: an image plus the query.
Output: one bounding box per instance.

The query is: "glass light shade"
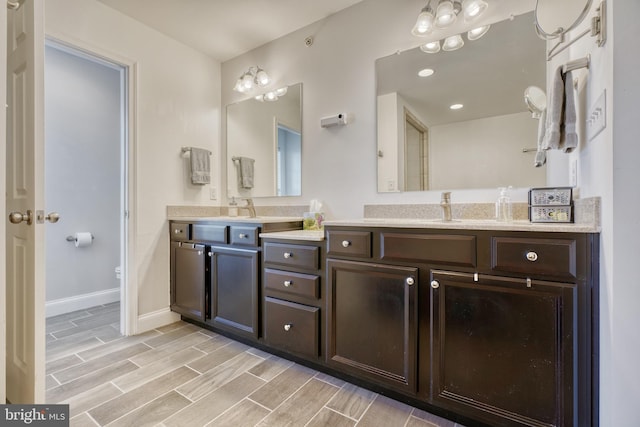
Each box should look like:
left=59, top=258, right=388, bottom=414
left=256, top=68, right=270, bottom=86
left=435, top=0, right=457, bottom=28
left=442, top=34, right=464, bottom=51
left=242, top=73, right=254, bottom=90
left=467, top=25, right=490, bottom=40
left=411, top=7, right=435, bottom=36
left=462, top=0, right=488, bottom=21
left=234, top=78, right=247, bottom=93
left=275, top=87, right=288, bottom=96
left=420, top=40, right=441, bottom=53
left=264, top=91, right=278, bottom=101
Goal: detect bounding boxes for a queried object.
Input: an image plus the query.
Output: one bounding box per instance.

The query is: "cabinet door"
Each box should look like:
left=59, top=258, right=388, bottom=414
left=170, top=242, right=206, bottom=321
left=430, top=270, right=577, bottom=427
left=327, top=259, right=418, bottom=394
left=209, top=246, right=259, bottom=339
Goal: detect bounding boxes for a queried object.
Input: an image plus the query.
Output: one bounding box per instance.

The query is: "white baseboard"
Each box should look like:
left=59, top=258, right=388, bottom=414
left=136, top=308, right=180, bottom=333
left=46, top=288, right=120, bottom=318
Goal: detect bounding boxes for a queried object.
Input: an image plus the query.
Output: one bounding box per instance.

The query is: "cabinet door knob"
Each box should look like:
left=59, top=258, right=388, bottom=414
left=207, top=252, right=213, bottom=257
left=239, top=233, right=247, bottom=239
left=431, top=280, right=440, bottom=289
left=284, top=323, right=292, bottom=331
left=283, top=252, right=293, bottom=259
left=526, top=251, right=538, bottom=262
left=283, top=280, right=292, bottom=287
left=341, top=240, right=351, bottom=248
left=174, top=229, right=182, bottom=234
left=406, top=277, right=415, bottom=286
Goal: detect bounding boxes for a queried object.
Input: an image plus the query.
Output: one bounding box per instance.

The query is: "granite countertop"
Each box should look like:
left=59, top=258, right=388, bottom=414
left=323, top=218, right=600, bottom=233
left=259, top=229, right=325, bottom=241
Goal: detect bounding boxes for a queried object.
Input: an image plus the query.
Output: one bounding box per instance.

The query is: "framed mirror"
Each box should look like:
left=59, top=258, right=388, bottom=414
left=226, top=83, right=302, bottom=198
left=376, top=11, right=548, bottom=193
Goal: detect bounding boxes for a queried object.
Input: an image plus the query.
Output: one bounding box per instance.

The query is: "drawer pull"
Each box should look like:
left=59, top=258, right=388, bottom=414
left=283, top=252, right=293, bottom=259
left=284, top=323, right=292, bottom=331
left=207, top=252, right=212, bottom=257
left=406, top=277, right=415, bottom=286
left=526, top=251, right=538, bottom=262
left=283, top=280, right=293, bottom=287
left=238, top=233, right=248, bottom=239
left=341, top=240, right=351, bottom=248
left=431, top=280, right=440, bottom=289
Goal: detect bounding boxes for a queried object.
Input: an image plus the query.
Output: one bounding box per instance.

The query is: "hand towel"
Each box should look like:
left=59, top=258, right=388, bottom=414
left=238, top=157, right=255, bottom=189
left=560, top=70, right=578, bottom=153
left=542, top=66, right=564, bottom=150
left=534, top=109, right=547, bottom=167
left=190, top=147, right=210, bottom=185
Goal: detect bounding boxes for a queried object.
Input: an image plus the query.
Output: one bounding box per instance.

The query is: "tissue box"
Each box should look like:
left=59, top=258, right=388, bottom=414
left=303, top=212, right=324, bottom=231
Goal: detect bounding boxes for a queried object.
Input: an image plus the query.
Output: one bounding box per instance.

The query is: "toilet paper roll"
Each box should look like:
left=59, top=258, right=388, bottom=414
left=74, top=232, right=93, bottom=248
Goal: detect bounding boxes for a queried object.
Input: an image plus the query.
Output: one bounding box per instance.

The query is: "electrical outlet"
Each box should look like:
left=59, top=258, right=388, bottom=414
left=209, top=187, right=217, bottom=200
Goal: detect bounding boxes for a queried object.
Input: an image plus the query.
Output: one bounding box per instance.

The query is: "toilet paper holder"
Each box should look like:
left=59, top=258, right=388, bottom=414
left=66, top=233, right=94, bottom=242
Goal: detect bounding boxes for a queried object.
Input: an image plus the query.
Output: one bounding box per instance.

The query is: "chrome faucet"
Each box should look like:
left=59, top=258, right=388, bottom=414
left=239, top=198, right=257, bottom=218
left=440, top=192, right=452, bottom=222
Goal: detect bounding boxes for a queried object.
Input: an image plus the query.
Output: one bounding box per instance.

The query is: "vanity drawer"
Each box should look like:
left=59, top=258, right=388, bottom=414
left=327, top=231, right=372, bottom=258
left=381, top=232, right=476, bottom=267
left=264, top=268, right=320, bottom=300
left=170, top=222, right=190, bottom=242
left=230, top=225, right=259, bottom=246
left=263, top=242, right=320, bottom=270
left=491, top=236, right=577, bottom=279
left=264, top=297, right=319, bottom=358
left=192, top=224, right=227, bottom=244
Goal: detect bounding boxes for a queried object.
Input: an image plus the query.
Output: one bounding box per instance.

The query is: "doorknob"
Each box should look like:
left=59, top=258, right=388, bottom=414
left=45, top=212, right=60, bottom=223
left=8, top=210, right=33, bottom=225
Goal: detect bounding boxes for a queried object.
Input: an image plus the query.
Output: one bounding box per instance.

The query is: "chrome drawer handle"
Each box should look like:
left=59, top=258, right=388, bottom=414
left=526, top=251, right=538, bottom=262
left=238, top=233, right=248, bottom=239
left=431, top=280, right=440, bottom=289
left=283, top=280, right=292, bottom=287
left=283, top=252, right=293, bottom=259
left=284, top=324, right=292, bottom=331
left=406, top=277, right=415, bottom=286
left=341, top=240, right=351, bottom=248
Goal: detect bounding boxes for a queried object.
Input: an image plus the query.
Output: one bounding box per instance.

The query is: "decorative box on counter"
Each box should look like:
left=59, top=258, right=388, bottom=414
left=528, top=187, right=573, bottom=223
left=303, top=212, right=324, bottom=231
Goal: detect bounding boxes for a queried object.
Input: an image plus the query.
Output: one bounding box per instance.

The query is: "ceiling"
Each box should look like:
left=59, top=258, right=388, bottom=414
left=97, top=0, right=365, bottom=62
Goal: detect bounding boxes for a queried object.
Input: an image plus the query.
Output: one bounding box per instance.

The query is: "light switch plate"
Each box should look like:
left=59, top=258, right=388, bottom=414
left=587, top=89, right=606, bottom=141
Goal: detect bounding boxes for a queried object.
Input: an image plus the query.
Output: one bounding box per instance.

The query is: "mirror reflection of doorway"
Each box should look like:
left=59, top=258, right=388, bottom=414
left=404, top=110, right=429, bottom=191
left=276, top=123, right=301, bottom=196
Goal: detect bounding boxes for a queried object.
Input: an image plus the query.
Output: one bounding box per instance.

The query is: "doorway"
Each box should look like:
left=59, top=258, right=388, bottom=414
left=44, top=41, right=128, bottom=333
left=404, top=109, right=429, bottom=191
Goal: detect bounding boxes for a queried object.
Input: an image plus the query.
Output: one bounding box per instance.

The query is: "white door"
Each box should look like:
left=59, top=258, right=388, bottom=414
left=5, top=0, right=46, bottom=403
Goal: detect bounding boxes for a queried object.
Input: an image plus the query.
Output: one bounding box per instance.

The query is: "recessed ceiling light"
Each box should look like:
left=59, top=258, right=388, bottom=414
left=418, top=68, right=435, bottom=77
left=450, top=103, right=464, bottom=110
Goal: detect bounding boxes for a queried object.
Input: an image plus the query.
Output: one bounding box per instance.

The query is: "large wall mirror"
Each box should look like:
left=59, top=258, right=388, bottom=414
left=227, top=83, right=302, bottom=198
left=376, top=11, right=548, bottom=193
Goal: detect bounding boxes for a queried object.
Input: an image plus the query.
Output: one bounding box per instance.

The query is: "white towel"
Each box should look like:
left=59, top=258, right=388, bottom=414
left=534, top=109, right=547, bottom=167
left=560, top=70, right=578, bottom=153
left=190, top=147, right=210, bottom=185
left=238, top=157, right=255, bottom=189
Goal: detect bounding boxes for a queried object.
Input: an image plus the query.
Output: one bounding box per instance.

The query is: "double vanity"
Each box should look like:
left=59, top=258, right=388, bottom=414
left=168, top=213, right=599, bottom=427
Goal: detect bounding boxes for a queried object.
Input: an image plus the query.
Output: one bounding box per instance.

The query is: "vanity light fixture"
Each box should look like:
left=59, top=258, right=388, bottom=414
left=462, top=0, right=488, bottom=22
left=467, top=24, right=490, bottom=40
left=420, top=40, right=441, bottom=53
left=253, top=86, right=288, bottom=102
left=435, top=0, right=461, bottom=29
left=233, top=66, right=270, bottom=93
left=418, top=68, right=435, bottom=77
left=442, top=34, right=464, bottom=51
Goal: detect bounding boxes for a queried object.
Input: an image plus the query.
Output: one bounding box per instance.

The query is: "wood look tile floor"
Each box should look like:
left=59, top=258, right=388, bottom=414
left=46, top=303, right=465, bottom=427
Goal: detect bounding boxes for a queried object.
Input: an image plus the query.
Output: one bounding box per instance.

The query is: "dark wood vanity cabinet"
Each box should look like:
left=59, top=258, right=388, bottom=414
left=327, top=258, right=418, bottom=394
left=325, top=225, right=598, bottom=427
left=170, top=241, right=207, bottom=322
left=262, top=239, right=325, bottom=360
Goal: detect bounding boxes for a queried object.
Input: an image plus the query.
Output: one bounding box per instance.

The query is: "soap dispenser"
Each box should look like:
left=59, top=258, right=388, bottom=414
left=495, top=187, right=513, bottom=222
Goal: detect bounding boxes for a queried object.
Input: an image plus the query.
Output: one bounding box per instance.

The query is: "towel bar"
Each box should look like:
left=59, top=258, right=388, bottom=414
left=181, top=146, right=212, bottom=155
